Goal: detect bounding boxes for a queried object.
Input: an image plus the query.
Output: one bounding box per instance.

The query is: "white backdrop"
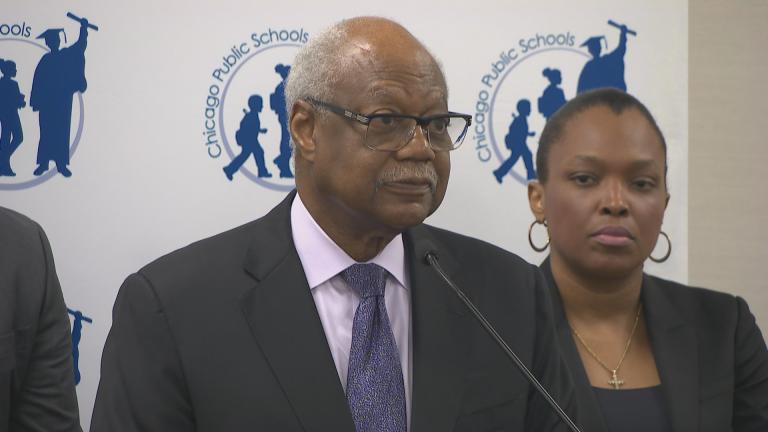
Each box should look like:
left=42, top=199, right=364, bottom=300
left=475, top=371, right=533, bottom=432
left=1, top=0, right=688, bottom=428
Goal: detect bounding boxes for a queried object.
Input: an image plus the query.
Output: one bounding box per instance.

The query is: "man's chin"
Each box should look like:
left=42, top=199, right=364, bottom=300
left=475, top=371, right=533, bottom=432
left=379, top=203, right=434, bottom=231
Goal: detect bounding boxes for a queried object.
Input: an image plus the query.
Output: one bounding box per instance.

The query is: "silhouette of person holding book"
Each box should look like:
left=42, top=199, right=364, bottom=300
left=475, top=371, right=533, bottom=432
left=537, top=67, right=567, bottom=121
left=270, top=64, right=293, bottom=178
left=0, top=59, right=26, bottom=176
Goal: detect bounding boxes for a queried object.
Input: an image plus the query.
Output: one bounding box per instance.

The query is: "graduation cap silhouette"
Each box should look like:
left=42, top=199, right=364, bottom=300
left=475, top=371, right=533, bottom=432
left=580, top=36, right=605, bottom=51
left=36, top=28, right=67, bottom=44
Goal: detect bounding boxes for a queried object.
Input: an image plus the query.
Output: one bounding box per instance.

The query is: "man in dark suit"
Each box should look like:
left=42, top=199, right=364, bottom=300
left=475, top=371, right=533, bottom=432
left=0, top=207, right=81, bottom=432
left=91, top=17, right=578, bottom=431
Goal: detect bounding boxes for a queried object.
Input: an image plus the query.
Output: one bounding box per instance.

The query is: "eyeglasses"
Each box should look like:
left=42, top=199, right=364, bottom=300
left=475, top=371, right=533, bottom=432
left=307, top=98, right=472, bottom=152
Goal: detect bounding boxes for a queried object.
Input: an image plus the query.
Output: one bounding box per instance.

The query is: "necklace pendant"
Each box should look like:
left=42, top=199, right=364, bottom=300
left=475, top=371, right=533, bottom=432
left=608, top=369, right=624, bottom=389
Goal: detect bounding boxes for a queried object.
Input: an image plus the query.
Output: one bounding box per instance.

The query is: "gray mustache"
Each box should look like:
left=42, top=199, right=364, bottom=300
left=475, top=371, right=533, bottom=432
left=376, top=163, right=439, bottom=191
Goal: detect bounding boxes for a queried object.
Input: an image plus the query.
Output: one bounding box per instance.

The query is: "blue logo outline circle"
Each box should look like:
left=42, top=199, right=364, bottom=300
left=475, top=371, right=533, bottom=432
left=488, top=47, right=590, bottom=185
left=218, top=42, right=302, bottom=192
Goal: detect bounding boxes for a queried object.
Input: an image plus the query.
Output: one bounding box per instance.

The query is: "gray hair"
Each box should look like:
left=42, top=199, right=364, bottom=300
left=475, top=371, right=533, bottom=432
left=284, top=18, right=447, bottom=150
left=284, top=22, right=351, bottom=122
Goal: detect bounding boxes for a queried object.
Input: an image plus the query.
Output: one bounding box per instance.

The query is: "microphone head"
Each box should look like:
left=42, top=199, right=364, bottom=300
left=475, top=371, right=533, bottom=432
left=424, top=250, right=437, bottom=265
left=409, top=232, right=439, bottom=265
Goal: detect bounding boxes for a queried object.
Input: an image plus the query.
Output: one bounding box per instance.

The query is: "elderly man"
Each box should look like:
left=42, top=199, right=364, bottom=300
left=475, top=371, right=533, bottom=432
left=0, top=207, right=81, bottom=432
left=91, top=17, right=577, bottom=431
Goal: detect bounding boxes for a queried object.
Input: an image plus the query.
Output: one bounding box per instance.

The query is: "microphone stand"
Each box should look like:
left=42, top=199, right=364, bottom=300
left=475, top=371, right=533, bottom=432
left=425, top=251, right=582, bottom=432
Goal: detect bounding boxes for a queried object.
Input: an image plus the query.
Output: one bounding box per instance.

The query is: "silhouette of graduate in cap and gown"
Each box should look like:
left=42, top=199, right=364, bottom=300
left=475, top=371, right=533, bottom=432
left=30, top=20, right=91, bottom=178
left=577, top=25, right=630, bottom=94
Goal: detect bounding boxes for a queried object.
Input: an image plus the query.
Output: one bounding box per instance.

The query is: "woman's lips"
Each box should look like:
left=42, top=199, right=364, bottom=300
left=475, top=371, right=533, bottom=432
left=591, top=226, right=634, bottom=247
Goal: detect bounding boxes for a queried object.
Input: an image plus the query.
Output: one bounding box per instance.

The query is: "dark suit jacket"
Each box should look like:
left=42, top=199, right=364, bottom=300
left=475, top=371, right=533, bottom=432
left=91, top=192, right=578, bottom=431
left=541, top=259, right=768, bottom=432
left=0, top=207, right=81, bottom=432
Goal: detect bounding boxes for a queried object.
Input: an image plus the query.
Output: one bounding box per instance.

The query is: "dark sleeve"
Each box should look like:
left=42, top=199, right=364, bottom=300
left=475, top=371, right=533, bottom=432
left=609, top=30, right=627, bottom=60
left=72, top=25, right=88, bottom=53
left=29, top=60, right=44, bottom=110
left=732, top=296, right=768, bottom=431
left=90, top=273, right=194, bottom=432
left=11, top=224, right=81, bottom=432
left=525, top=269, right=580, bottom=432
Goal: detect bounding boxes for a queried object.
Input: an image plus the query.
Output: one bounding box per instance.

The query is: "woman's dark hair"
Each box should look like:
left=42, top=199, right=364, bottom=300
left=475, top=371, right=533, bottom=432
left=536, top=88, right=667, bottom=183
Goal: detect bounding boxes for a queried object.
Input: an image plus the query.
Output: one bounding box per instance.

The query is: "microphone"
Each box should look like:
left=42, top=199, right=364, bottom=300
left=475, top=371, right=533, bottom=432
left=423, top=247, right=582, bottom=432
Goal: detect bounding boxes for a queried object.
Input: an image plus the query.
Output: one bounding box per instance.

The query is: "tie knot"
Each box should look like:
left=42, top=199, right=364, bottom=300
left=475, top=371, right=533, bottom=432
left=341, top=263, right=388, bottom=298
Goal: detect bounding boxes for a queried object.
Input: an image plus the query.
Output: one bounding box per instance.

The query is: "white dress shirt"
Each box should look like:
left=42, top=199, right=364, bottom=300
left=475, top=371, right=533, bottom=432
left=290, top=194, right=413, bottom=426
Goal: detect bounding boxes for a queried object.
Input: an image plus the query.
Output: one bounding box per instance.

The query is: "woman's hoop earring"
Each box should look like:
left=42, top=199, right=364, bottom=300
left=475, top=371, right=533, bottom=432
left=528, top=220, right=550, bottom=252
left=649, top=231, right=672, bottom=263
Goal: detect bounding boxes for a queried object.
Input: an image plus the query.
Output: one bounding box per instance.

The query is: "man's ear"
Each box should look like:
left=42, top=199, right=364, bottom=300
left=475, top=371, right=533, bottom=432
left=290, top=100, right=318, bottom=162
left=527, top=181, right=546, bottom=222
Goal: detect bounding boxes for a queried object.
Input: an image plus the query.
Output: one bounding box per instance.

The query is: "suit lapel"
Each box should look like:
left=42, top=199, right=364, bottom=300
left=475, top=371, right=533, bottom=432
left=642, top=276, right=699, bottom=432
left=406, top=225, right=471, bottom=432
left=541, top=259, right=610, bottom=432
left=239, top=191, right=355, bottom=432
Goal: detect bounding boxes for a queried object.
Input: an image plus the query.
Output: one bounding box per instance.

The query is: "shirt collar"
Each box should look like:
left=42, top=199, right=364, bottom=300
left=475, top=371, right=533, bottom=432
left=290, top=193, right=407, bottom=290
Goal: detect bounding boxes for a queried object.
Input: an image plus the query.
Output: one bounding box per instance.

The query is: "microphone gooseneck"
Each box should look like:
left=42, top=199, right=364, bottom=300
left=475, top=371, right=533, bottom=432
left=424, top=250, right=582, bottom=432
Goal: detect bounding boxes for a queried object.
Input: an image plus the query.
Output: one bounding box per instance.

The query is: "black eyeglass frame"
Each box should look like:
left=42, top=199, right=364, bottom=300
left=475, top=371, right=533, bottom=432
left=306, top=97, right=472, bottom=152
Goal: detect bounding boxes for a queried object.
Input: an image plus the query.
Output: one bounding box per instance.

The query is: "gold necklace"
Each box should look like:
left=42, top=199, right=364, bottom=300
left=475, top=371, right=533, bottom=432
left=570, top=303, right=642, bottom=389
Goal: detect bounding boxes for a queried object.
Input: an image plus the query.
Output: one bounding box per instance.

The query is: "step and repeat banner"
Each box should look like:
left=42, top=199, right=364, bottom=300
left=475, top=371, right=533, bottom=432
left=1, top=0, right=688, bottom=428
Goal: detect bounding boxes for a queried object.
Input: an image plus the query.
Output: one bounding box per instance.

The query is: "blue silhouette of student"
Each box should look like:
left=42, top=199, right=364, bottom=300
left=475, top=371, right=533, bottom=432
left=223, top=95, right=271, bottom=180
left=537, top=67, right=567, bottom=121
left=0, top=59, right=26, bottom=177
left=270, top=64, right=293, bottom=178
left=67, top=308, right=92, bottom=385
left=30, top=20, right=91, bottom=178
left=577, top=24, right=630, bottom=94
left=493, top=99, right=536, bottom=183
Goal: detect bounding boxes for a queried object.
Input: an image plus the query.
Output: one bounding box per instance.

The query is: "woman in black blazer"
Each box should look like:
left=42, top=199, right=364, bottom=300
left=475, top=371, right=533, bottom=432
left=526, top=88, right=768, bottom=431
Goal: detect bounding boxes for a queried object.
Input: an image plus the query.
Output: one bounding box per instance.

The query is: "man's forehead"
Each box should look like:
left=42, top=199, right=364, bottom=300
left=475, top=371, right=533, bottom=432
left=343, top=43, right=445, bottom=93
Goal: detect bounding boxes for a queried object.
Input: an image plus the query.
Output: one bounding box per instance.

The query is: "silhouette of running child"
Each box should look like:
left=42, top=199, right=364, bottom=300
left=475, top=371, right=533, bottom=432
left=493, top=99, right=536, bottom=183
left=537, top=67, right=567, bottom=121
left=223, top=95, right=270, bottom=180
left=0, top=59, right=26, bottom=176
left=270, top=64, right=293, bottom=178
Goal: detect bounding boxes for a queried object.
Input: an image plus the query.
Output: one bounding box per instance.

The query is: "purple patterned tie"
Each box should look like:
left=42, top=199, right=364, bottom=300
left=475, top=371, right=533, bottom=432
left=342, top=263, right=407, bottom=432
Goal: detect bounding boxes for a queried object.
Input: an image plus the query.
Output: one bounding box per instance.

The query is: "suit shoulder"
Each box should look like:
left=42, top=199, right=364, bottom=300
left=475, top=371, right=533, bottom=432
left=137, top=218, right=261, bottom=291
left=647, top=274, right=740, bottom=321
left=0, top=206, right=46, bottom=256
left=0, top=206, right=42, bottom=239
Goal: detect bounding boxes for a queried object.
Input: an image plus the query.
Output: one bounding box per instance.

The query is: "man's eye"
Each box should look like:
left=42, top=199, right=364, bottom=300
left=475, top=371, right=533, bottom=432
left=633, top=179, right=656, bottom=190
left=429, top=118, right=449, bottom=134
left=572, top=174, right=596, bottom=186
left=370, top=116, right=398, bottom=129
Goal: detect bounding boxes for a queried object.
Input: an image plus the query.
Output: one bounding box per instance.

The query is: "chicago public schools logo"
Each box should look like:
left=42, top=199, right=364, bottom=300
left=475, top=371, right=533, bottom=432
left=202, top=28, right=308, bottom=192
left=473, top=20, right=636, bottom=186
left=0, top=12, right=98, bottom=191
